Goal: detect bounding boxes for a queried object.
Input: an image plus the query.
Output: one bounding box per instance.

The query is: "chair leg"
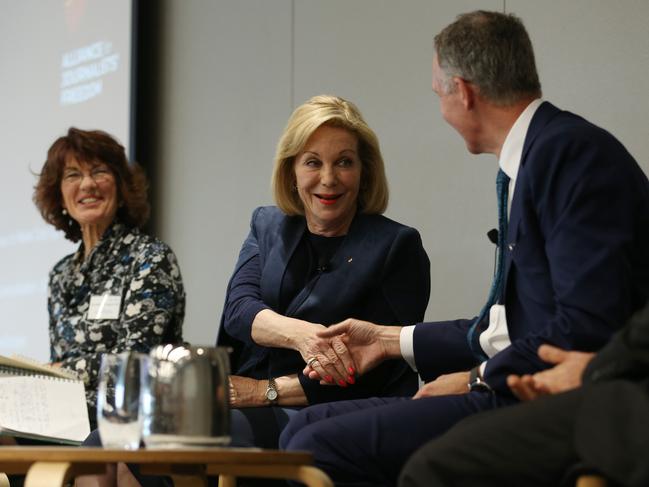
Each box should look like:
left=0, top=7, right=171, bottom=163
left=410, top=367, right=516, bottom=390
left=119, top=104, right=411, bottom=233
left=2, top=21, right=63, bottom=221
left=218, top=475, right=236, bottom=487
left=294, top=466, right=334, bottom=487
left=25, top=462, right=73, bottom=487
left=576, top=474, right=607, bottom=487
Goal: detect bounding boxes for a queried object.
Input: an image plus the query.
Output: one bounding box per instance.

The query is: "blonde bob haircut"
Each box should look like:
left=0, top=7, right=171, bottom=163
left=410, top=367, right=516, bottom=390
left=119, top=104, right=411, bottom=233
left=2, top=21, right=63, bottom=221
left=272, top=94, right=389, bottom=215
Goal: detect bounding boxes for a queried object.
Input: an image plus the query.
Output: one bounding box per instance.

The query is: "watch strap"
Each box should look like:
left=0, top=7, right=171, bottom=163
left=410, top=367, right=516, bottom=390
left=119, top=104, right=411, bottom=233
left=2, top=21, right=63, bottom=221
left=468, top=365, right=493, bottom=393
left=266, top=377, right=279, bottom=404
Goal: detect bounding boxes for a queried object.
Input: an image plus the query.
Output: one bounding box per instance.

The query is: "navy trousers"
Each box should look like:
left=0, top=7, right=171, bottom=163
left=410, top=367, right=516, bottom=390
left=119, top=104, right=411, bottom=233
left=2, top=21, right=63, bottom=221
left=280, top=391, right=515, bottom=487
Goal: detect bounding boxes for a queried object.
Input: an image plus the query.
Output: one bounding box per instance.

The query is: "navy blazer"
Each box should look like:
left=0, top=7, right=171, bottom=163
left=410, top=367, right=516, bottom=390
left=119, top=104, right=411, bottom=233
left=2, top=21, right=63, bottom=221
left=218, top=206, right=431, bottom=404
left=413, top=102, right=649, bottom=393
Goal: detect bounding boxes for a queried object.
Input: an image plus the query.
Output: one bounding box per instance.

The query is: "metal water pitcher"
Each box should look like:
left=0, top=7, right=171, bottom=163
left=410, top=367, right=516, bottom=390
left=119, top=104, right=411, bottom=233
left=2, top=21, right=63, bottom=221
left=141, top=344, right=231, bottom=447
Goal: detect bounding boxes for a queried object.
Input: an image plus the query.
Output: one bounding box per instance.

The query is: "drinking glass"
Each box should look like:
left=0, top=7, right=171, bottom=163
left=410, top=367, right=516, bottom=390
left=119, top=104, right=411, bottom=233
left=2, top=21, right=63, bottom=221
left=97, top=352, right=146, bottom=449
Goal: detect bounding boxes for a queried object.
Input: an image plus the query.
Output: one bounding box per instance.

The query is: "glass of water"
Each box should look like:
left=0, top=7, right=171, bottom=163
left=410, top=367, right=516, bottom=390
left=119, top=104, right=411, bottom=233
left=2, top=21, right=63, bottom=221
left=97, top=352, right=146, bottom=449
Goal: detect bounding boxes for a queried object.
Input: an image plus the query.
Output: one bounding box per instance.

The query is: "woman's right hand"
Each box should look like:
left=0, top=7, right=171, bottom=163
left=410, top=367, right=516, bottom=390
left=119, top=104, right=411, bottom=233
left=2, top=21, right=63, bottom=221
left=295, top=323, right=356, bottom=387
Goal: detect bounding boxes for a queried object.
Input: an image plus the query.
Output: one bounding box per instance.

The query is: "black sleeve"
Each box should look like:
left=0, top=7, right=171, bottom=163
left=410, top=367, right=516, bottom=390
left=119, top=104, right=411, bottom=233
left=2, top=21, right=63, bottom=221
left=584, top=301, right=649, bottom=383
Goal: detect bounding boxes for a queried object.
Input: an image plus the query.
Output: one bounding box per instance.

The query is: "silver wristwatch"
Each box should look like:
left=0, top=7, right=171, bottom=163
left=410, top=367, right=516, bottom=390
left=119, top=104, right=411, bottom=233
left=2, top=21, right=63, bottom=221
left=468, top=366, right=493, bottom=393
left=265, top=377, right=279, bottom=404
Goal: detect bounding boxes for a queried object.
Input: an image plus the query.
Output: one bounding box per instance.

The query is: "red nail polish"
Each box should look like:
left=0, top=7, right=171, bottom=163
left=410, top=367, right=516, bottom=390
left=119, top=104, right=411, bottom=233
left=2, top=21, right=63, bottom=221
left=348, top=366, right=355, bottom=375
left=347, top=375, right=355, bottom=384
left=325, top=375, right=334, bottom=383
left=338, top=379, right=348, bottom=387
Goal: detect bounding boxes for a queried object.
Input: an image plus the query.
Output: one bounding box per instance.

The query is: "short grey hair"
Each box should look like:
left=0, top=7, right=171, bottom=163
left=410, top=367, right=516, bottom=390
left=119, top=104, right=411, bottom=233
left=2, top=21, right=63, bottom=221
left=434, top=10, right=542, bottom=105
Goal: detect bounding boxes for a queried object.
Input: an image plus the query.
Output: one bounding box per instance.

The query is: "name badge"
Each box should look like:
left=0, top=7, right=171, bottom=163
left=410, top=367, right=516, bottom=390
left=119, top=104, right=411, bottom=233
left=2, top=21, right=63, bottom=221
left=88, top=294, right=122, bottom=320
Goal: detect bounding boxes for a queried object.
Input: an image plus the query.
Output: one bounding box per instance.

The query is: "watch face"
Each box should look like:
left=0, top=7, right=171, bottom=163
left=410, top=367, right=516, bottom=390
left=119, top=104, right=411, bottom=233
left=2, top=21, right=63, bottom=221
left=470, top=381, right=489, bottom=391
left=266, top=388, right=278, bottom=401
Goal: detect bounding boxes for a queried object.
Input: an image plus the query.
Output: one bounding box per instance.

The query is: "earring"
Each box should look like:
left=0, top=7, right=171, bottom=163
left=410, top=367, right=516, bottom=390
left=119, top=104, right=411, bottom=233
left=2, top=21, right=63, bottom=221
left=292, top=184, right=298, bottom=192
left=61, top=208, right=73, bottom=226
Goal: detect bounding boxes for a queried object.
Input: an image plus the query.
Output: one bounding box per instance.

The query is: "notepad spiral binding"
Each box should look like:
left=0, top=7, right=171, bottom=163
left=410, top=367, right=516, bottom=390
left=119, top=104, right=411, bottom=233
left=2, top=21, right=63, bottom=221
left=0, top=364, right=80, bottom=383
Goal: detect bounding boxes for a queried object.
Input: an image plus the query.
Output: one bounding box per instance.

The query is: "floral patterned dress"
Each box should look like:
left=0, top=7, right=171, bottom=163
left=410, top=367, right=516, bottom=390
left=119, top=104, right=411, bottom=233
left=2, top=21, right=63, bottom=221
left=48, top=222, right=185, bottom=423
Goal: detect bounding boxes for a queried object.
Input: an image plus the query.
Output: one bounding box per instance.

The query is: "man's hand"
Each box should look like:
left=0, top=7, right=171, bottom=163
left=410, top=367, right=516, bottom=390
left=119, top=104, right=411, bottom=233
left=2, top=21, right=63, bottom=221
left=303, top=319, right=402, bottom=381
left=507, top=344, right=595, bottom=401
left=413, top=371, right=471, bottom=399
left=506, top=374, right=541, bottom=402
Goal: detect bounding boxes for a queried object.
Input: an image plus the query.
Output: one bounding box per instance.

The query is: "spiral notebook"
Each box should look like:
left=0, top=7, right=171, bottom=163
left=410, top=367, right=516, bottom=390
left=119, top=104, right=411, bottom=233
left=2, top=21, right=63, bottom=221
left=0, top=355, right=90, bottom=444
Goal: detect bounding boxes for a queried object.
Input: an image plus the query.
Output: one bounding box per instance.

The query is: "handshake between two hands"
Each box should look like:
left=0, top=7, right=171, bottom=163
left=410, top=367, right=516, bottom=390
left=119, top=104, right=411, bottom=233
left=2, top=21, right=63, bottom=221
left=300, top=318, right=596, bottom=404
left=300, top=318, right=394, bottom=387
left=228, top=318, right=394, bottom=408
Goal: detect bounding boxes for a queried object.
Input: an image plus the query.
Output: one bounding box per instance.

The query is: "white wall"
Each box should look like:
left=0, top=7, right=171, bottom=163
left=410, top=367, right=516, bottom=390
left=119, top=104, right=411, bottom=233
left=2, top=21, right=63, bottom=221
left=152, top=0, right=292, bottom=345
left=150, top=0, right=649, bottom=346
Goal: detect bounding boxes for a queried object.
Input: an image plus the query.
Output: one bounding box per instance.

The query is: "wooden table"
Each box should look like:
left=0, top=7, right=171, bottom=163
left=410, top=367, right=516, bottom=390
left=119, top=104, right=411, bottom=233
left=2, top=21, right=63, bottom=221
left=0, top=446, right=333, bottom=487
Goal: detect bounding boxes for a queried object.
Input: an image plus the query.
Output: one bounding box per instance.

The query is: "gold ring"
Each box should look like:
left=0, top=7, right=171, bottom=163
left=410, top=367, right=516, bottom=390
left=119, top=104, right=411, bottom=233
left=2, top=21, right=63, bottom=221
left=307, top=357, right=319, bottom=367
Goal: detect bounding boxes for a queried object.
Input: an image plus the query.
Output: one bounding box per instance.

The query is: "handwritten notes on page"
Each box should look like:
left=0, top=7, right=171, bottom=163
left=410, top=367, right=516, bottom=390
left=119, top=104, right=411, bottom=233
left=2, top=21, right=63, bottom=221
left=0, top=372, right=90, bottom=444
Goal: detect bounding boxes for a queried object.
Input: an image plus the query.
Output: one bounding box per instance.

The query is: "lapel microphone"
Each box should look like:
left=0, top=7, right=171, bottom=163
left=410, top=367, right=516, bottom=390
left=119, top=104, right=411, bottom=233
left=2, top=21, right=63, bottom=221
left=487, top=228, right=498, bottom=245
left=487, top=228, right=498, bottom=277
left=316, top=254, right=329, bottom=273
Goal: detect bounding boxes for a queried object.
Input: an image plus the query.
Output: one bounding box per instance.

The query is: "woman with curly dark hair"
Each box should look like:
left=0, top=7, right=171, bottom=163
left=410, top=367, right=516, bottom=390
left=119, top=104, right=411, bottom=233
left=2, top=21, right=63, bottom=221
left=33, top=127, right=185, bottom=426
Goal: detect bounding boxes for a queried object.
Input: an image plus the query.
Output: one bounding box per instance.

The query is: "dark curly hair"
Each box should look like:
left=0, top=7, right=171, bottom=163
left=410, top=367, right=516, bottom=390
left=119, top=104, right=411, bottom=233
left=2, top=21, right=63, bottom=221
left=33, top=127, right=150, bottom=242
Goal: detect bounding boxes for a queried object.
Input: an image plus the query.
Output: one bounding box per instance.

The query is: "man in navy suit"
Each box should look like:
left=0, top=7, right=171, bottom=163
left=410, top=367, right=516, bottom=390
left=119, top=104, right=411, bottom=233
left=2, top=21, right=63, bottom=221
left=280, top=10, right=649, bottom=487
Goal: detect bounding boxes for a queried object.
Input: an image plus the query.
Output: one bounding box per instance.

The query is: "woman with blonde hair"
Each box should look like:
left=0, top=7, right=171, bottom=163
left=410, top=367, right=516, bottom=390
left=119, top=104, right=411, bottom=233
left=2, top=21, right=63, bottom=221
left=83, top=95, right=429, bottom=487
left=219, top=94, right=430, bottom=448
